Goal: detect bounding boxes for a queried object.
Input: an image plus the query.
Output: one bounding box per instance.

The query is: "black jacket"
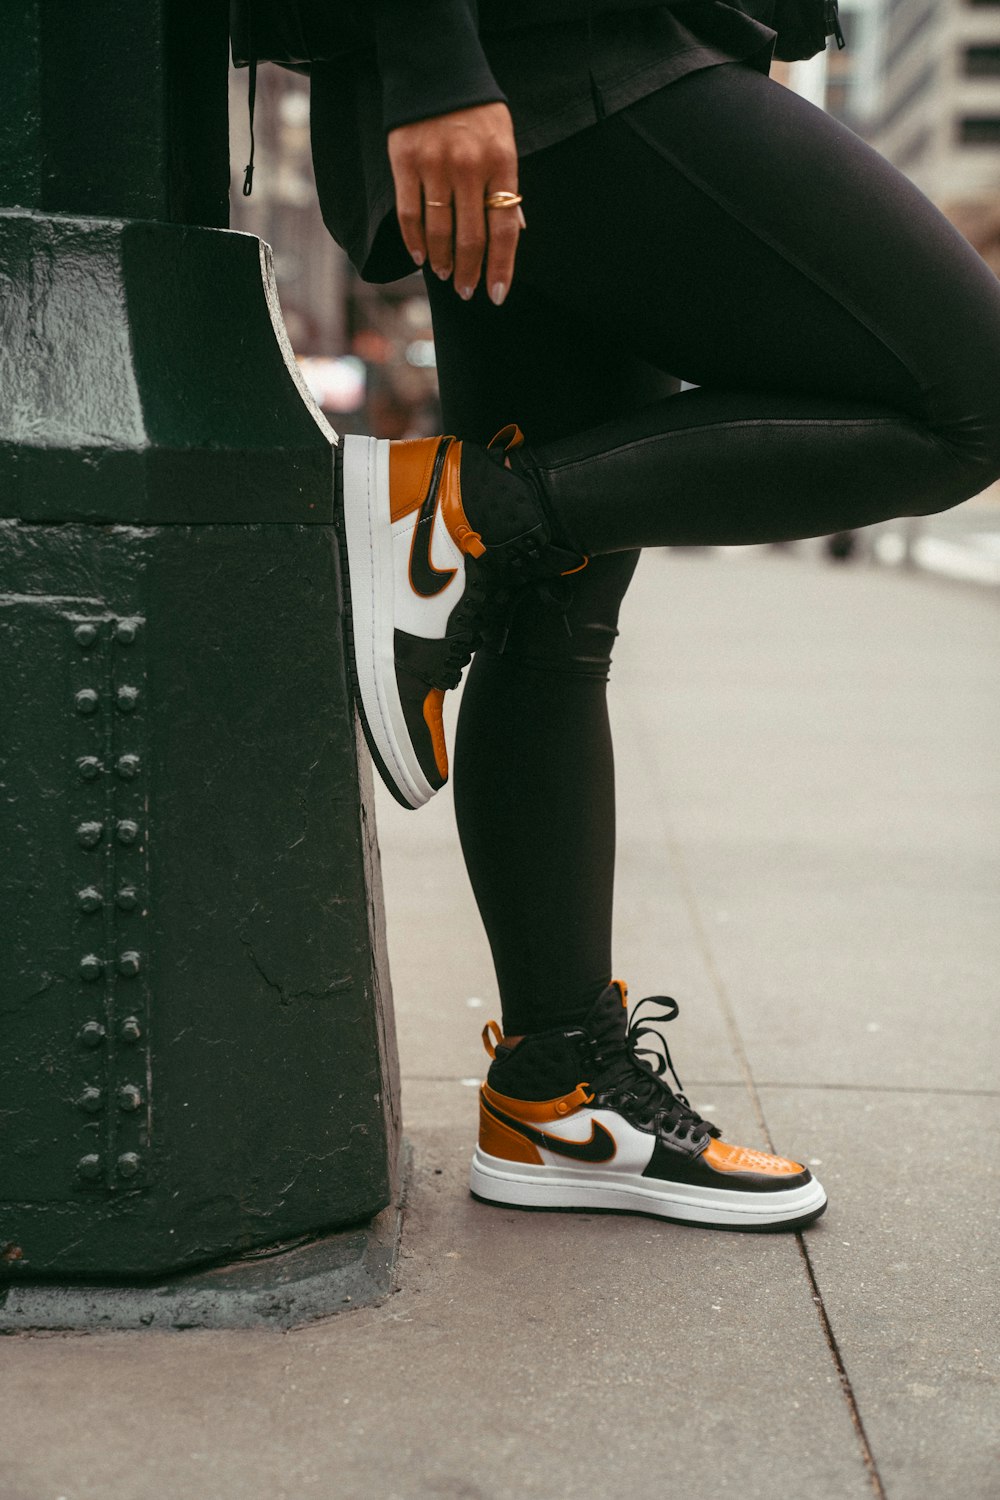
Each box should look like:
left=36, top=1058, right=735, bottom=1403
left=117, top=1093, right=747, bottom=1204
left=377, top=0, right=713, bottom=128
left=234, top=0, right=706, bottom=129
left=303, top=0, right=777, bottom=279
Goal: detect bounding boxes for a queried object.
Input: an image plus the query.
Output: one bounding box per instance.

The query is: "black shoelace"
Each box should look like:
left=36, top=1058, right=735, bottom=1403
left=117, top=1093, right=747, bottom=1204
left=436, top=572, right=519, bottom=690
left=585, top=996, right=720, bottom=1146
left=436, top=534, right=554, bottom=687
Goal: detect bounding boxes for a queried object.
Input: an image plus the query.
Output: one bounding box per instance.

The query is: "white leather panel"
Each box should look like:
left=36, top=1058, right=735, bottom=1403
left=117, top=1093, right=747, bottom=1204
left=535, top=1108, right=656, bottom=1175
left=391, top=510, right=467, bottom=640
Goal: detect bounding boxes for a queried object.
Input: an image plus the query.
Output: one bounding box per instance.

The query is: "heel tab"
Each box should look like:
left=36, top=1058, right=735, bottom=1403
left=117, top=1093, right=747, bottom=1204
left=488, top=423, right=525, bottom=452
left=482, top=1020, right=504, bottom=1059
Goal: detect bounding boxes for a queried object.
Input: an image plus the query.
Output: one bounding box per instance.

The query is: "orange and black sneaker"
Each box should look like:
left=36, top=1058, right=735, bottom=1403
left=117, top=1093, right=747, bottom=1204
left=337, top=425, right=584, bottom=809
left=470, top=982, right=827, bottom=1232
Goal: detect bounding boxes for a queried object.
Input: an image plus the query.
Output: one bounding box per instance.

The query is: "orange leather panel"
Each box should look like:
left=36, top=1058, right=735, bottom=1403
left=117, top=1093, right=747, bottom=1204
left=479, top=1098, right=544, bottom=1165
left=703, top=1138, right=804, bottom=1176
left=439, top=440, right=486, bottom=558
left=481, top=1020, right=504, bottom=1060
left=488, top=422, right=525, bottom=452
left=482, top=1080, right=592, bottom=1124
left=611, top=978, right=628, bottom=1007
left=422, top=688, right=448, bottom=780
left=389, top=437, right=443, bottom=522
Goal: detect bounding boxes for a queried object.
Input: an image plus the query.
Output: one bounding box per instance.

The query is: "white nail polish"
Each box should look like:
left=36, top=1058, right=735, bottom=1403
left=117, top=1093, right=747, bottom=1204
left=490, top=282, right=508, bottom=306
left=458, top=285, right=475, bottom=301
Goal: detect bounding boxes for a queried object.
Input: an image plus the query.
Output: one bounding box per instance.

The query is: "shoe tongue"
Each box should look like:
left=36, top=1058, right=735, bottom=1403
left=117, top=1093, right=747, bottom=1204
left=583, top=982, right=629, bottom=1051
left=582, top=982, right=659, bottom=1104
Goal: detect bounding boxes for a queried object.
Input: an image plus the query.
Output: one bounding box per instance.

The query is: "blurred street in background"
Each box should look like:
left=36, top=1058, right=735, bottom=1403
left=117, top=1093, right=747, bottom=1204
left=229, top=63, right=439, bottom=443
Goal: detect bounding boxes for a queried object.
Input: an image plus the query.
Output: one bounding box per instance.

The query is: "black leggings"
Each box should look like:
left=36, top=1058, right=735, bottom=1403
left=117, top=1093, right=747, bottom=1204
left=423, top=61, right=1000, bottom=1034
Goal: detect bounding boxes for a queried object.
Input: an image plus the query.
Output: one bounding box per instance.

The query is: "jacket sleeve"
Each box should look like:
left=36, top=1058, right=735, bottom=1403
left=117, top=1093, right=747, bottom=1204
left=373, top=0, right=509, bottom=132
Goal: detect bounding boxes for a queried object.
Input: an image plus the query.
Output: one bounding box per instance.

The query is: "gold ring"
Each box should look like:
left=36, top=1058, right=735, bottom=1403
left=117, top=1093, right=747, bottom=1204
left=484, top=191, right=523, bottom=210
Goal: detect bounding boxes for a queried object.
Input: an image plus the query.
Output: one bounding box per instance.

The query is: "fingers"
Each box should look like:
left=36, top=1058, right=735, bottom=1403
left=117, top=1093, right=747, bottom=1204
left=423, top=192, right=456, bottom=282
left=452, top=181, right=487, bottom=300
left=386, top=106, right=522, bottom=299
left=391, top=157, right=427, bottom=270
left=484, top=192, right=524, bottom=307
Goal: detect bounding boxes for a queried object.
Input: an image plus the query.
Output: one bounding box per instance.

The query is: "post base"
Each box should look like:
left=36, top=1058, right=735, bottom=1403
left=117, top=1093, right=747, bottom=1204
left=0, top=1167, right=405, bottom=1333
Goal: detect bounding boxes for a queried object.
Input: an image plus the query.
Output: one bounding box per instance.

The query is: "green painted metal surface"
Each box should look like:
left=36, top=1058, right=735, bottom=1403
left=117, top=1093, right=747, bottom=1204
left=0, top=215, right=335, bottom=524
left=0, top=0, right=401, bottom=1281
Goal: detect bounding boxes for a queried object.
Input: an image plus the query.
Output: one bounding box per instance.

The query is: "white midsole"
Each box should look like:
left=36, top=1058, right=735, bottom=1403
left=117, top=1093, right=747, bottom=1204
left=341, top=435, right=436, bottom=809
left=469, top=1149, right=828, bottom=1227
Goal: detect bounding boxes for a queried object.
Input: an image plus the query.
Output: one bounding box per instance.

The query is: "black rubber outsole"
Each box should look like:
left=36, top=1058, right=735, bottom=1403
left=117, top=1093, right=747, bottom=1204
left=334, top=441, right=419, bottom=812
left=469, top=1190, right=829, bottom=1235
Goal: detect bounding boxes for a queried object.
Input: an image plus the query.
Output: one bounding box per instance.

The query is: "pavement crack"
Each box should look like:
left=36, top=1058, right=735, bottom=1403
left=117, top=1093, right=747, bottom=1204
left=796, top=1235, right=888, bottom=1499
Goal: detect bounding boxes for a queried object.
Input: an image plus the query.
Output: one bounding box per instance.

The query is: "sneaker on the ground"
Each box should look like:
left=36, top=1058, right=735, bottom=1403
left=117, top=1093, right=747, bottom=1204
left=470, top=981, right=828, bottom=1232
left=336, top=425, right=582, bottom=809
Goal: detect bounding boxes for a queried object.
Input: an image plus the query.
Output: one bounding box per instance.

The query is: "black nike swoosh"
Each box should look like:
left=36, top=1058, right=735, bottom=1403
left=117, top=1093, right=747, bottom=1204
left=482, top=1095, right=617, bottom=1164
left=408, top=439, right=458, bottom=599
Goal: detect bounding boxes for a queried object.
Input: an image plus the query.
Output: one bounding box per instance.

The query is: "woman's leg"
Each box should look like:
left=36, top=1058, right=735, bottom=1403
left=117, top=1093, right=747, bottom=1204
left=502, top=62, right=1000, bottom=552
left=424, top=273, right=675, bottom=1032
left=345, top=59, right=1000, bottom=1027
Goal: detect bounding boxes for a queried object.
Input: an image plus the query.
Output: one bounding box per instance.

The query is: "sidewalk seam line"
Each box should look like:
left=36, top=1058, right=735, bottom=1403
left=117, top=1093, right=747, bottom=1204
left=796, top=1236, right=888, bottom=1500
left=661, top=811, right=888, bottom=1500
left=404, top=1074, right=999, bottom=1098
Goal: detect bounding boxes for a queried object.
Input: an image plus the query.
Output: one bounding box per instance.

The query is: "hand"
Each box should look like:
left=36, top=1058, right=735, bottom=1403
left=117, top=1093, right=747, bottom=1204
left=387, top=102, right=524, bottom=305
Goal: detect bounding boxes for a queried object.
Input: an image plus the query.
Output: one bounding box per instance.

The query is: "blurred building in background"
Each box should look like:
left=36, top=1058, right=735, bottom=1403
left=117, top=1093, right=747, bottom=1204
left=786, top=0, right=1000, bottom=272
left=230, top=64, right=440, bottom=437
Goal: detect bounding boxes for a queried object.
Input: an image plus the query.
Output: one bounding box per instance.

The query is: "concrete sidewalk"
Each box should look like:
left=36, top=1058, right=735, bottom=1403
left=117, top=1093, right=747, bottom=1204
left=4, top=550, right=998, bottom=1500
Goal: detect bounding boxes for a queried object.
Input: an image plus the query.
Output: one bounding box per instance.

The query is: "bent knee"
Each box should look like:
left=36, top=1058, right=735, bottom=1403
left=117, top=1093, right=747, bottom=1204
left=918, top=402, right=1000, bottom=514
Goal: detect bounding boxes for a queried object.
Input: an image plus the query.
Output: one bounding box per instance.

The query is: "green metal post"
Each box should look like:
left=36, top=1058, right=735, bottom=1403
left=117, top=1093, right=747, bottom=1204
left=0, top=0, right=401, bottom=1309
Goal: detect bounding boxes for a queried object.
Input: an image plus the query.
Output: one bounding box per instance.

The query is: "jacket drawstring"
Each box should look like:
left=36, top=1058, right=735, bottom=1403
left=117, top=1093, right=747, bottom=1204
left=242, top=0, right=256, bottom=196
left=243, top=57, right=257, bottom=196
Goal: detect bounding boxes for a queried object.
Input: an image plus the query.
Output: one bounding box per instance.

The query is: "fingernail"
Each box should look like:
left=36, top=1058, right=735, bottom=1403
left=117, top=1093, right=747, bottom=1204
left=517, top=207, right=527, bottom=229
left=458, top=285, right=475, bottom=301
left=411, top=249, right=425, bottom=267
left=436, top=266, right=452, bottom=282
left=490, top=282, right=508, bottom=306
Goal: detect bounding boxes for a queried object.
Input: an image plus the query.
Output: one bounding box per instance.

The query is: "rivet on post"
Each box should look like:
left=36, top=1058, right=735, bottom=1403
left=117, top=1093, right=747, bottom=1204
left=117, top=950, right=141, bottom=978
left=76, top=886, right=103, bottom=914
left=78, top=954, right=104, bottom=982
left=74, top=688, right=99, bottom=715
left=116, top=1153, right=141, bottom=1179
left=79, top=1021, right=106, bottom=1048
left=76, top=821, right=104, bottom=849
left=120, top=1016, right=142, bottom=1044
left=77, top=1087, right=104, bottom=1113
left=118, top=1084, right=142, bottom=1111
left=77, top=756, right=103, bottom=781
left=115, top=685, right=139, bottom=713
left=73, top=622, right=99, bottom=648
left=116, top=753, right=141, bottom=779
left=76, top=1155, right=102, bottom=1180
left=115, top=819, right=139, bottom=845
